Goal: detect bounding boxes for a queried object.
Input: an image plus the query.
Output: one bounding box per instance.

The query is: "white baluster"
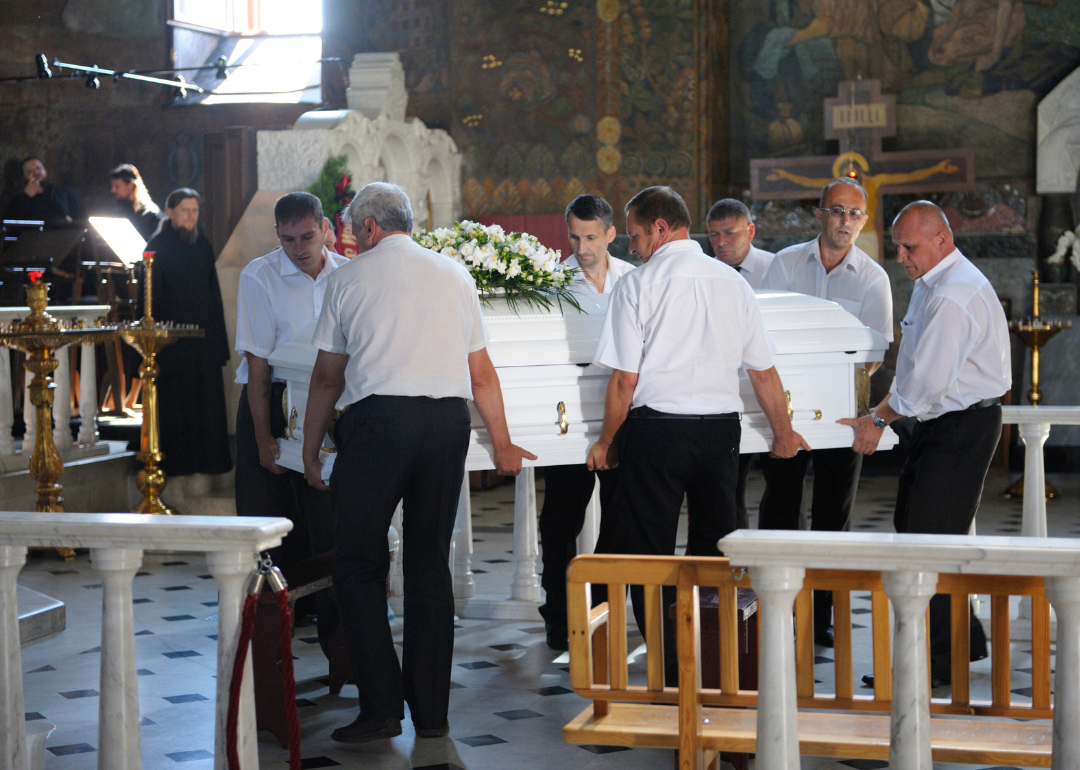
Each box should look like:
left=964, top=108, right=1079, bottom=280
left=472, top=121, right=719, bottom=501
left=78, top=343, right=98, bottom=446
left=91, top=548, right=143, bottom=770
left=453, top=480, right=475, bottom=599
left=0, top=545, right=28, bottom=770
left=1045, top=575, right=1080, bottom=770
left=22, top=369, right=34, bottom=454
left=1019, top=422, right=1050, bottom=539
left=575, top=480, right=600, bottom=556
left=0, top=349, right=14, bottom=457
left=207, top=551, right=258, bottom=770
left=53, top=348, right=72, bottom=451
left=511, top=468, right=541, bottom=602
left=882, top=570, right=938, bottom=770
left=748, top=565, right=805, bottom=770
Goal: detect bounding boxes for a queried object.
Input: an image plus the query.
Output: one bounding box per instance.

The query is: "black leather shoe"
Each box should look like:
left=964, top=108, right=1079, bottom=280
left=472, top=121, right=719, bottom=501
left=546, top=624, right=569, bottom=651
left=330, top=715, right=401, bottom=744
left=415, top=723, right=449, bottom=738
left=814, top=626, right=834, bottom=648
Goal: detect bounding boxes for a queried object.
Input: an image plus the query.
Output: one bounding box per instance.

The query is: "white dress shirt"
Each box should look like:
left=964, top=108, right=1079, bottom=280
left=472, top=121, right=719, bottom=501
left=563, top=253, right=636, bottom=295
left=593, top=238, right=774, bottom=415
left=889, top=249, right=1010, bottom=420
left=762, top=238, right=894, bottom=342
left=312, top=234, right=489, bottom=409
left=235, top=246, right=348, bottom=384
left=730, top=245, right=775, bottom=290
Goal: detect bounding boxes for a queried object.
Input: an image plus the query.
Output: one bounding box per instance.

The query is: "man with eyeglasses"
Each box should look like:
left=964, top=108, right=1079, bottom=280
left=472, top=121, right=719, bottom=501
left=759, top=177, right=893, bottom=647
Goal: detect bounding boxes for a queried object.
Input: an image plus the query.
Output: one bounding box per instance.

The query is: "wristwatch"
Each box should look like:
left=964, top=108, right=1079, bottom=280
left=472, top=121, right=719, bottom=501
left=870, top=411, right=887, bottom=430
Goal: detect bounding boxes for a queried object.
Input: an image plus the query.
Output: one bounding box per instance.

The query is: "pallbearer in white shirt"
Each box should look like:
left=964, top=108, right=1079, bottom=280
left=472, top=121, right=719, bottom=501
left=759, top=177, right=893, bottom=647
left=302, top=183, right=535, bottom=743
left=706, top=198, right=774, bottom=291
left=706, top=198, right=776, bottom=532
left=234, top=192, right=348, bottom=647
left=588, top=186, right=809, bottom=683
left=841, top=200, right=1009, bottom=684
left=539, top=194, right=634, bottom=651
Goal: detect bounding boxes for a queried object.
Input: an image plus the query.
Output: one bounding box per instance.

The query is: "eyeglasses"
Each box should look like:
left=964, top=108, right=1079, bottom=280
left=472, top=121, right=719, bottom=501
left=817, top=206, right=867, bottom=221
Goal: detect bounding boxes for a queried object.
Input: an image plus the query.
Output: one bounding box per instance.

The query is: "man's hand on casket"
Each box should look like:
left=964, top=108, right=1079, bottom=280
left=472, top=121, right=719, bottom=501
left=493, top=443, right=538, bottom=476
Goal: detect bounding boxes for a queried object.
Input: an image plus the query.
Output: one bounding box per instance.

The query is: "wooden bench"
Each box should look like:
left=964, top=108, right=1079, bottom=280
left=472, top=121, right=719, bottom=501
left=562, top=554, right=1054, bottom=769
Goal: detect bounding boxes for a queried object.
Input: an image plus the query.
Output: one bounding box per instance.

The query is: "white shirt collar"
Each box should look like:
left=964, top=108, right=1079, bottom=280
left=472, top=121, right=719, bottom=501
left=647, top=237, right=703, bottom=264
left=918, top=248, right=962, bottom=288
left=811, top=237, right=861, bottom=274
left=277, top=246, right=340, bottom=281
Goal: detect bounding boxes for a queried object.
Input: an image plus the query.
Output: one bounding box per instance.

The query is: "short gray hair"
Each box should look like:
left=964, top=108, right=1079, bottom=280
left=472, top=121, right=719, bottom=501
left=344, top=182, right=413, bottom=233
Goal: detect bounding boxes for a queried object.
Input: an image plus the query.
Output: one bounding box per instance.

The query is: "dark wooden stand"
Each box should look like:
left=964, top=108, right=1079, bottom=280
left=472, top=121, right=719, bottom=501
left=252, top=551, right=352, bottom=748
left=672, top=587, right=758, bottom=770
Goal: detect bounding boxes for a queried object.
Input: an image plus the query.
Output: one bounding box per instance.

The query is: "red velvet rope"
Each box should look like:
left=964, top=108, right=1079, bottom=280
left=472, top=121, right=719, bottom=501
left=226, top=585, right=302, bottom=770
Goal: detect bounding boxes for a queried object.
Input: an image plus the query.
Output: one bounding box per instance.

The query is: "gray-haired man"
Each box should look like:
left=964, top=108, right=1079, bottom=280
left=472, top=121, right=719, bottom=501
left=303, top=183, right=535, bottom=742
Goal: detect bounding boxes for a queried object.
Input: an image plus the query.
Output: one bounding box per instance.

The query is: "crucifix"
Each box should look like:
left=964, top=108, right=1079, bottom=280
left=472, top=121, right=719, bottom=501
left=750, top=79, right=975, bottom=262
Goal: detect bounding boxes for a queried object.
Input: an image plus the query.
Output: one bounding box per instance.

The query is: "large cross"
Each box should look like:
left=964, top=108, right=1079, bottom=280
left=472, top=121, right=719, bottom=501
left=749, top=79, right=975, bottom=262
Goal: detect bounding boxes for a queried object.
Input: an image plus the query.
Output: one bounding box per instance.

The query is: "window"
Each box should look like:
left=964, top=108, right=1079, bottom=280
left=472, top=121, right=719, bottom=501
left=172, top=0, right=321, bottom=35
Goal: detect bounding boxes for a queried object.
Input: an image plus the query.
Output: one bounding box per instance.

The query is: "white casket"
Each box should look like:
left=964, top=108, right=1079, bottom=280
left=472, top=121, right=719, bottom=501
left=268, top=290, right=896, bottom=479
left=269, top=290, right=896, bottom=614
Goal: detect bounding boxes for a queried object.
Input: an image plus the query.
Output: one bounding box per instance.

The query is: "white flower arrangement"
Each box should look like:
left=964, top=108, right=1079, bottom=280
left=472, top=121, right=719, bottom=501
left=1046, top=226, right=1080, bottom=275
left=414, top=220, right=581, bottom=312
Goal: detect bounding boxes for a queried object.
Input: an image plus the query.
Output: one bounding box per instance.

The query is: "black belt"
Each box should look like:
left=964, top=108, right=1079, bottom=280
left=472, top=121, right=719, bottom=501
left=628, top=406, right=740, bottom=420
left=965, top=397, right=1002, bottom=411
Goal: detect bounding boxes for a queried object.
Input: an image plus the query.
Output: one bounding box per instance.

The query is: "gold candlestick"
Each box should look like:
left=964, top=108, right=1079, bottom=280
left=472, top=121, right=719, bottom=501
left=1004, top=271, right=1073, bottom=499
left=0, top=282, right=116, bottom=556
left=117, top=252, right=203, bottom=514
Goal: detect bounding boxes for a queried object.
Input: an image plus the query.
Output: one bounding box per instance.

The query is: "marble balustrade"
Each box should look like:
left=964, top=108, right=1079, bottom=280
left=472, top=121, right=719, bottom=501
left=720, top=530, right=1080, bottom=770
left=1001, top=405, right=1080, bottom=539
left=0, top=511, right=291, bottom=770
left=0, top=306, right=110, bottom=472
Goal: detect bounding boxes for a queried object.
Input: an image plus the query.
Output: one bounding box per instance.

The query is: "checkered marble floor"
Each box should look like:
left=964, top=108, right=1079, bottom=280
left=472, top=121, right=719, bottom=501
left=15, top=464, right=1078, bottom=769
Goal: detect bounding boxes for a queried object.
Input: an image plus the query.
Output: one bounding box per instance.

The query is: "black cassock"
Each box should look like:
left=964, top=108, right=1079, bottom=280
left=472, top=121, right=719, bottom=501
left=143, top=224, right=232, bottom=476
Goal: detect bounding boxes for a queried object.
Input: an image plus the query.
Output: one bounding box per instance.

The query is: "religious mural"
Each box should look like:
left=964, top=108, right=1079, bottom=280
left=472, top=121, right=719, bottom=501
left=730, top=0, right=1080, bottom=192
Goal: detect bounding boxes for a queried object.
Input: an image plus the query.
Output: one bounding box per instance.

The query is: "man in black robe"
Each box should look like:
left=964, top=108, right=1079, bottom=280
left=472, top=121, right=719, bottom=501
left=4, top=156, right=86, bottom=223
left=142, top=188, right=232, bottom=477
left=109, top=164, right=161, bottom=240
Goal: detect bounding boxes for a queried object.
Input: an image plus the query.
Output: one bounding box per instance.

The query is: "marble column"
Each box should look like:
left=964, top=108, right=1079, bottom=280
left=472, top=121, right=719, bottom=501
left=512, top=468, right=541, bottom=602
left=92, top=548, right=143, bottom=770
left=22, top=369, right=34, bottom=454
left=0, top=545, right=28, bottom=770
left=882, top=570, right=938, bottom=770
left=575, top=482, right=600, bottom=556
left=53, top=348, right=72, bottom=451
left=77, top=344, right=98, bottom=446
left=207, top=550, right=258, bottom=770
left=1020, top=422, right=1051, bottom=539
left=0, top=350, right=14, bottom=457
left=1045, top=575, right=1080, bottom=770
left=749, top=565, right=805, bottom=770
left=453, top=480, right=475, bottom=599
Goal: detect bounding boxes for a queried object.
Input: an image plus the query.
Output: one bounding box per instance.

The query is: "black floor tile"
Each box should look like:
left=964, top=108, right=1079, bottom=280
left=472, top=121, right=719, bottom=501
left=82, top=583, right=103, bottom=589
left=137, top=669, right=155, bottom=676
left=456, top=734, right=507, bottom=747
left=48, top=743, right=96, bottom=756
left=838, top=761, right=889, bottom=769
left=579, top=745, right=631, bottom=754
left=494, top=709, right=542, bottom=720
left=534, top=686, right=573, bottom=696
left=25, top=712, right=46, bottom=721
left=299, top=636, right=320, bottom=644
left=135, top=629, right=154, bottom=635
left=483, top=559, right=510, bottom=564
left=133, top=598, right=153, bottom=604
left=202, top=601, right=219, bottom=607
left=456, top=661, right=498, bottom=670
left=301, top=759, right=342, bottom=769
left=162, top=650, right=201, bottom=659
left=165, top=749, right=214, bottom=762
left=851, top=608, right=872, bottom=614
left=162, top=586, right=192, bottom=592
left=163, top=693, right=209, bottom=704
left=196, top=574, right=214, bottom=579
left=472, top=569, right=488, bottom=573
left=449, top=681, right=466, bottom=689
left=59, top=689, right=99, bottom=699
left=520, top=627, right=546, bottom=634
left=27, top=665, right=55, bottom=673
left=814, top=655, right=832, bottom=664
left=140, top=717, right=156, bottom=726
left=162, top=561, right=189, bottom=566
left=296, top=698, right=318, bottom=707
left=489, top=643, right=527, bottom=651
left=48, top=569, right=77, bottom=575
left=162, top=615, right=196, bottom=621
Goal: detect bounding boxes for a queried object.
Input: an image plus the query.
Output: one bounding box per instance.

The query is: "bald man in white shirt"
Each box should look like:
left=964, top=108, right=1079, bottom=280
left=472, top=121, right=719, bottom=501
left=539, top=194, right=634, bottom=651
left=841, top=200, right=1008, bottom=684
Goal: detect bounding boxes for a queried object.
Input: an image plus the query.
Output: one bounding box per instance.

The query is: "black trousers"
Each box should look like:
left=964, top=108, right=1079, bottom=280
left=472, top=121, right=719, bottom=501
left=235, top=385, right=337, bottom=643
left=895, top=405, right=1001, bottom=676
left=600, top=410, right=741, bottom=684
left=538, top=464, right=618, bottom=632
left=735, top=452, right=753, bottom=530
left=330, top=395, right=470, bottom=729
left=758, top=447, right=863, bottom=634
